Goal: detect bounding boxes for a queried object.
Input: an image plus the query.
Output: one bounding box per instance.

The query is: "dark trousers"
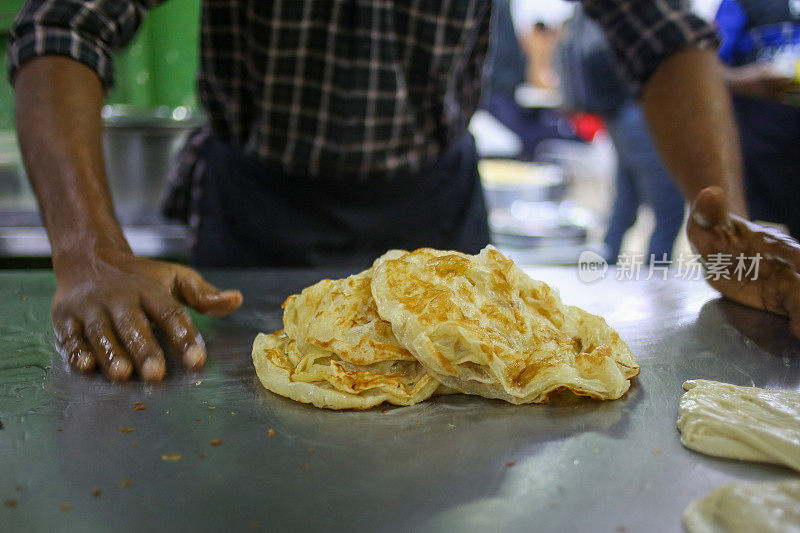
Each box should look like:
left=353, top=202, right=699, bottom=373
left=734, top=96, right=800, bottom=239
left=192, top=134, right=490, bottom=269
left=603, top=100, right=685, bottom=263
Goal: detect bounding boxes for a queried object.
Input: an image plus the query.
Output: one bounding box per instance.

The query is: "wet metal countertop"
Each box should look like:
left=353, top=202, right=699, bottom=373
left=1, top=268, right=799, bottom=532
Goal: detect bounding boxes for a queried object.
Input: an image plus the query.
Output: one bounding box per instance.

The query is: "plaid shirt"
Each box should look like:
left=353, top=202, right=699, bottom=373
left=7, top=0, right=717, bottom=220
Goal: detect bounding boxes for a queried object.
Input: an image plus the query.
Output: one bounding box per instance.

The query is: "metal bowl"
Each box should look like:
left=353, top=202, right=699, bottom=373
left=101, top=105, right=205, bottom=209
left=489, top=207, right=588, bottom=248
left=479, top=159, right=567, bottom=211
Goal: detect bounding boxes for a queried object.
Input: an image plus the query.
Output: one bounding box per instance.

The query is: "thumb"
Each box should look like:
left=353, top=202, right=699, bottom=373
left=690, top=186, right=729, bottom=229
left=176, top=269, right=243, bottom=317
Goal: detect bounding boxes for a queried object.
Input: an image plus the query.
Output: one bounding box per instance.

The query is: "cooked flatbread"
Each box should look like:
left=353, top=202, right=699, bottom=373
left=252, top=331, right=440, bottom=410
left=677, top=380, right=800, bottom=472
left=282, top=265, right=414, bottom=366
left=370, top=246, right=639, bottom=403
left=683, top=479, right=800, bottom=533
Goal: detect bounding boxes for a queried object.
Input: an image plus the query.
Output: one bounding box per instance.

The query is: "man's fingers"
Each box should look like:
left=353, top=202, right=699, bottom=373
left=110, top=307, right=166, bottom=382
left=142, top=296, right=206, bottom=370
left=757, top=226, right=800, bottom=273
left=175, top=268, right=242, bottom=317
left=53, top=316, right=96, bottom=373
left=83, top=309, right=134, bottom=382
left=690, top=186, right=729, bottom=229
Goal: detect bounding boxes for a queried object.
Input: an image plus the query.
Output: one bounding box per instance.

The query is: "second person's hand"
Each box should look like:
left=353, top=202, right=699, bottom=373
left=688, top=186, right=800, bottom=337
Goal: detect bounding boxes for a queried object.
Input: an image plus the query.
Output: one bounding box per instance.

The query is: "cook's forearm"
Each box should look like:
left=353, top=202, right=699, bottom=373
left=14, top=56, right=131, bottom=266
left=640, top=49, right=748, bottom=217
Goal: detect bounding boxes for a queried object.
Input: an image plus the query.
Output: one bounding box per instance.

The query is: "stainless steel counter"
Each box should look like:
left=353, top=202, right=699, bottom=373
left=1, top=268, right=799, bottom=532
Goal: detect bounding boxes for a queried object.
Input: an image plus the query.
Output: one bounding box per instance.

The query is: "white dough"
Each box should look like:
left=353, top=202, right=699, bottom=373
left=677, top=380, right=800, bottom=472
left=683, top=479, right=800, bottom=533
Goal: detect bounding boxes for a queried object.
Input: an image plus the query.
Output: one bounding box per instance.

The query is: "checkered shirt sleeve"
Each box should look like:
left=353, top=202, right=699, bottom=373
left=7, top=0, right=163, bottom=89
left=581, top=0, right=720, bottom=92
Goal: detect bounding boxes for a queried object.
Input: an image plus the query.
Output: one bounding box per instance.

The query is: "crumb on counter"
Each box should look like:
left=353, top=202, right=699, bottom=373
left=210, top=439, right=222, bottom=447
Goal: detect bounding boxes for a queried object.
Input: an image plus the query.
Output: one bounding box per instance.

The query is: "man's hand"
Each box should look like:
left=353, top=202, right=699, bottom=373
left=52, top=246, right=242, bottom=382
left=688, top=186, right=800, bottom=338
left=724, top=63, right=796, bottom=102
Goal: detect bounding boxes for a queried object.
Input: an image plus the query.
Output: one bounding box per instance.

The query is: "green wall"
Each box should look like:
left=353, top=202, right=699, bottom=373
left=0, top=0, right=202, bottom=130
left=0, top=0, right=21, bottom=130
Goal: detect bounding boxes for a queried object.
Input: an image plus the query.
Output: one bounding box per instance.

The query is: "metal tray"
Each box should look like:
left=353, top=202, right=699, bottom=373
left=1, top=268, right=799, bottom=532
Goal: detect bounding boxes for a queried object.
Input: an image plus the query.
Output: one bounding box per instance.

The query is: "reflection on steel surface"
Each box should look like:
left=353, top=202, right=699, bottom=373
left=0, top=268, right=798, bottom=531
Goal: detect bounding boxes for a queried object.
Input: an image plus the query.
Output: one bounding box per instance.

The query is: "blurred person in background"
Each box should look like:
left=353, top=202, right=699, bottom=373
left=483, top=0, right=579, bottom=159
left=715, top=0, right=800, bottom=238
left=521, top=21, right=561, bottom=89
left=557, top=7, right=685, bottom=263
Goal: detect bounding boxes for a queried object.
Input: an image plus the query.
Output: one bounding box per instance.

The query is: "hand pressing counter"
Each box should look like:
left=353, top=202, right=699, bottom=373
left=14, top=57, right=241, bottom=382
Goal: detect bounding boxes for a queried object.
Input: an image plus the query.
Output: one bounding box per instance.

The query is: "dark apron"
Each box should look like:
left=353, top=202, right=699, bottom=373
left=192, top=134, right=490, bottom=269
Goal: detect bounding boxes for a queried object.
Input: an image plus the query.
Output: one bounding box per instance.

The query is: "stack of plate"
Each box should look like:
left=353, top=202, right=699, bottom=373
left=479, top=159, right=590, bottom=251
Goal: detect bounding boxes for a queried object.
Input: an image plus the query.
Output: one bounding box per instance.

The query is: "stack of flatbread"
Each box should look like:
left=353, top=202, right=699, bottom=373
left=252, top=246, right=639, bottom=409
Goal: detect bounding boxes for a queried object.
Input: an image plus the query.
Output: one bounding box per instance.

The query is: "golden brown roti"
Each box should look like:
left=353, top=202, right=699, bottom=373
left=252, top=331, right=440, bottom=410
left=282, top=266, right=414, bottom=366
left=370, top=246, right=639, bottom=403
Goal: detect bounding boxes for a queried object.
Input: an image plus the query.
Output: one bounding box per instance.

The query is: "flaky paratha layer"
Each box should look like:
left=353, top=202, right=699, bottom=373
left=282, top=267, right=414, bottom=366
left=252, top=332, right=440, bottom=410
left=370, top=246, right=639, bottom=403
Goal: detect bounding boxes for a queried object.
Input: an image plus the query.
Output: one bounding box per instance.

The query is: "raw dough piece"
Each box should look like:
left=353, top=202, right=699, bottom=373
left=683, top=479, right=800, bottom=533
left=677, top=380, right=800, bottom=472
